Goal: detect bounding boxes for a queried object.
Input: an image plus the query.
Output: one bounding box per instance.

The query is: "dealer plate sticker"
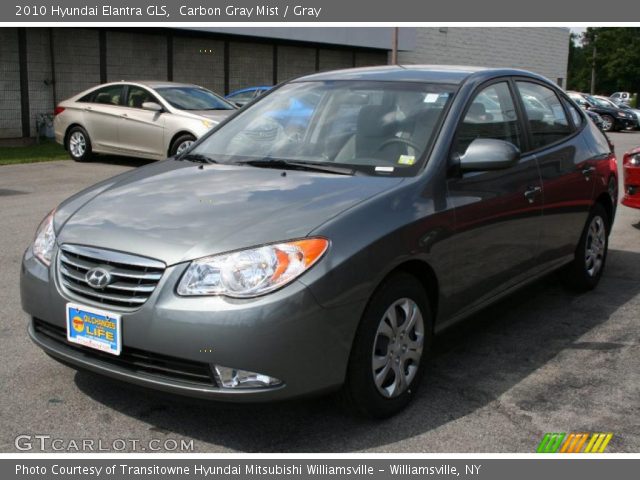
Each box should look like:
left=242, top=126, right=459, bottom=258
left=66, top=303, right=121, bottom=356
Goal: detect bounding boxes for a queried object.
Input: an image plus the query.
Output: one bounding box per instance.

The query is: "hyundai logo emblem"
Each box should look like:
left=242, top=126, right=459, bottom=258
left=85, top=267, right=112, bottom=289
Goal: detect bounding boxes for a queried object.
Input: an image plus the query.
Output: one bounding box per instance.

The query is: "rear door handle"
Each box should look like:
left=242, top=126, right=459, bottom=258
left=121, top=113, right=128, bottom=118
left=524, top=186, right=542, bottom=204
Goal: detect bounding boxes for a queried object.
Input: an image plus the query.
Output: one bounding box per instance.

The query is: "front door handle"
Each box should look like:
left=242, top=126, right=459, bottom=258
left=581, top=166, right=596, bottom=180
left=121, top=113, right=129, bottom=118
left=524, top=186, right=542, bottom=204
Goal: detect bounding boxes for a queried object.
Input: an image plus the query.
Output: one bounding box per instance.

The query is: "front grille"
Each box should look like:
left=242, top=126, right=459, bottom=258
left=58, top=244, right=166, bottom=310
left=33, top=318, right=216, bottom=386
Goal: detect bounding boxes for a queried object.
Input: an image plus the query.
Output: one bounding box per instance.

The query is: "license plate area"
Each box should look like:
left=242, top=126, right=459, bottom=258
left=66, top=303, right=121, bottom=356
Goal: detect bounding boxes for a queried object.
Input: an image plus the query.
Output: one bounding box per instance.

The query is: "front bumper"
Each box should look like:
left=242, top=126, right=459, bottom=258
left=21, top=247, right=364, bottom=402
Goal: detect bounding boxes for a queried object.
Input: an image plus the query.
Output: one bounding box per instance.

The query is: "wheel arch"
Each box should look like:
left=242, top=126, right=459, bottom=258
left=167, top=130, right=197, bottom=156
left=63, top=123, right=86, bottom=151
left=377, top=259, right=440, bottom=325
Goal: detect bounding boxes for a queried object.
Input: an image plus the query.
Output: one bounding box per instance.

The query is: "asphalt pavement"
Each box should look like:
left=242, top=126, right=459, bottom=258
left=1, top=134, right=639, bottom=452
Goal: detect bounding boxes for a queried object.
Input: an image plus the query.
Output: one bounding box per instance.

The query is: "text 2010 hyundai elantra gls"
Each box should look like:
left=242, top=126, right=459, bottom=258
left=22, top=66, right=618, bottom=418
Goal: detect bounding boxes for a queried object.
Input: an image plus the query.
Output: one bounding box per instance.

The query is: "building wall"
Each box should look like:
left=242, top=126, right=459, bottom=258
left=229, top=42, right=273, bottom=92
left=318, top=49, right=353, bottom=72
left=106, top=31, right=167, bottom=82
left=399, top=27, right=570, bottom=86
left=173, top=36, right=225, bottom=94
left=277, top=45, right=317, bottom=82
left=52, top=28, right=100, bottom=103
left=0, top=28, right=21, bottom=138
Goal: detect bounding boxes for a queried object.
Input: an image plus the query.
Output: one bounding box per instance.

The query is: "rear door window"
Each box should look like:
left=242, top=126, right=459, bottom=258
left=517, top=81, right=572, bottom=150
left=82, top=85, right=125, bottom=106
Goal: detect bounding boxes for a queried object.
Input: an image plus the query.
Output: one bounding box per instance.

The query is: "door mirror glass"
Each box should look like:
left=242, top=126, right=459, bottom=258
left=142, top=102, right=163, bottom=112
left=458, top=138, right=521, bottom=171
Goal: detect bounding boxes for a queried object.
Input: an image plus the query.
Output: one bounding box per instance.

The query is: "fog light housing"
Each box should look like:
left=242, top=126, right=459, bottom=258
left=213, top=365, right=282, bottom=389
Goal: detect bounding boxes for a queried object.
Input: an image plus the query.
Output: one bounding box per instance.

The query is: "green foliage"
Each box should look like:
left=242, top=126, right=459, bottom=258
left=568, top=27, right=640, bottom=96
left=0, top=140, right=68, bottom=165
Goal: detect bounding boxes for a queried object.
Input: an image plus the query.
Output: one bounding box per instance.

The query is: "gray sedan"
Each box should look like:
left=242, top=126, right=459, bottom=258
left=23, top=66, right=617, bottom=418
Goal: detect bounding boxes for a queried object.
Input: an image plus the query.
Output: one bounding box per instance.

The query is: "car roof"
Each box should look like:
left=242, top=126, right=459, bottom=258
left=111, top=80, right=205, bottom=89
left=292, top=65, right=551, bottom=85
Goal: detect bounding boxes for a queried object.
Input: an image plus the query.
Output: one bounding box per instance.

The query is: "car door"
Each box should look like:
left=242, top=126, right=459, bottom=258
left=116, top=85, right=166, bottom=159
left=514, top=80, right=595, bottom=266
left=446, top=80, right=543, bottom=316
left=79, top=84, right=125, bottom=152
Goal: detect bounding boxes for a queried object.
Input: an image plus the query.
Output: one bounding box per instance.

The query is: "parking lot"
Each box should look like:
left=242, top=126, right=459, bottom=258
left=1, top=132, right=639, bottom=453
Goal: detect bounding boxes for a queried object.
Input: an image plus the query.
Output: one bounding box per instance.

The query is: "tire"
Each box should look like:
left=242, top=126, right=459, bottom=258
left=169, top=134, right=196, bottom=157
left=600, top=115, right=615, bottom=132
left=561, top=203, right=610, bottom=292
left=66, top=126, right=93, bottom=162
left=341, top=272, right=433, bottom=418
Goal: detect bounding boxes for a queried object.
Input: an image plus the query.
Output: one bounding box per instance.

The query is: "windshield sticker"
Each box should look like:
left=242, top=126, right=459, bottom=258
left=398, top=155, right=416, bottom=165
left=424, top=93, right=440, bottom=103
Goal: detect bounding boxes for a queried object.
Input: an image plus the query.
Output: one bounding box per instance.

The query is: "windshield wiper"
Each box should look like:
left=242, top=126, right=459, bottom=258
left=179, top=153, right=217, bottom=164
left=239, top=159, right=354, bottom=176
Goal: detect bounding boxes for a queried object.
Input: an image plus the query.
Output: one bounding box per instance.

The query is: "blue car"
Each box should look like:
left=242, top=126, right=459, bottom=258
left=225, top=86, right=271, bottom=107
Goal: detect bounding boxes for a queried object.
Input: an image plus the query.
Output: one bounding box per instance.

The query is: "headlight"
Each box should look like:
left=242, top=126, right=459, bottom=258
left=177, top=238, right=329, bottom=298
left=629, top=155, right=640, bottom=166
left=617, top=111, right=628, bottom=118
left=32, top=209, right=56, bottom=266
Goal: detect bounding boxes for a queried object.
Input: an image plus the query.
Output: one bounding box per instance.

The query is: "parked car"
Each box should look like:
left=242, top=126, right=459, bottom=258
left=586, top=109, right=605, bottom=130
left=23, top=66, right=617, bottom=418
left=622, top=147, right=640, bottom=209
left=53, top=81, right=237, bottom=162
left=225, top=86, right=271, bottom=107
left=567, top=91, right=635, bottom=132
left=596, top=95, right=640, bottom=129
left=610, top=91, right=631, bottom=105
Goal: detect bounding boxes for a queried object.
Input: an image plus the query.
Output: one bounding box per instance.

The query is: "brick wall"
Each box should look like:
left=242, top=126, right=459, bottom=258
left=399, top=27, right=569, bottom=85
left=173, top=36, right=225, bottom=94
left=53, top=28, right=100, bottom=102
left=106, top=31, right=167, bottom=82
left=26, top=29, right=55, bottom=138
left=277, top=45, right=316, bottom=82
left=229, top=42, right=273, bottom=93
left=0, top=28, right=21, bottom=138
left=355, top=50, right=388, bottom=67
left=319, top=49, right=353, bottom=72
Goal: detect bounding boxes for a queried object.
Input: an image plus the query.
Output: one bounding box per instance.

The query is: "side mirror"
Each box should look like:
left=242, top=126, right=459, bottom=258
left=458, top=138, right=520, bottom=172
left=142, top=102, right=163, bottom=112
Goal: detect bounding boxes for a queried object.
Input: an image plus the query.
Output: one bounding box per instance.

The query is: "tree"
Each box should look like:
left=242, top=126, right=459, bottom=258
left=567, top=27, right=640, bottom=95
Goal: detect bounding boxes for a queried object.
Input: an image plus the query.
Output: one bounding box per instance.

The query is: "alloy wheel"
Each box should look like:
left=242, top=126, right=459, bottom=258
left=69, top=131, right=86, bottom=158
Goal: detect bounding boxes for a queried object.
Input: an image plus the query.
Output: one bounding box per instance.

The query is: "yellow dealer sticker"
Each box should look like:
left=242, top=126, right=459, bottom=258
left=398, top=155, right=416, bottom=165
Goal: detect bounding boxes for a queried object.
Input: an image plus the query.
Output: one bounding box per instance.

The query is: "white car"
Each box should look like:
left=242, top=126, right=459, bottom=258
left=53, top=81, right=237, bottom=162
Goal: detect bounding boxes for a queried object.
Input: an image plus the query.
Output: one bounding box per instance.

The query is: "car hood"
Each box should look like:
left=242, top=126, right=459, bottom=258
left=56, top=160, right=403, bottom=265
left=187, top=110, right=235, bottom=123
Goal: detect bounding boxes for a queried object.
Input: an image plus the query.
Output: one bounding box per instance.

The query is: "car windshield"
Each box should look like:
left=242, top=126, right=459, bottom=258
left=190, top=81, right=456, bottom=176
left=588, top=96, right=616, bottom=109
left=155, top=87, right=236, bottom=111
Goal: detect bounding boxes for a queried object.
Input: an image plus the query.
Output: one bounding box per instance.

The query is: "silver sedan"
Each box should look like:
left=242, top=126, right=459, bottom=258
left=53, top=81, right=237, bottom=162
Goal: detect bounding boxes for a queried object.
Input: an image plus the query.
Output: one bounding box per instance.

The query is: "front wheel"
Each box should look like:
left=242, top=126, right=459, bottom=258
left=600, top=115, right=615, bottom=132
left=170, top=134, right=196, bottom=157
left=341, top=272, right=433, bottom=418
left=561, top=203, right=609, bottom=291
